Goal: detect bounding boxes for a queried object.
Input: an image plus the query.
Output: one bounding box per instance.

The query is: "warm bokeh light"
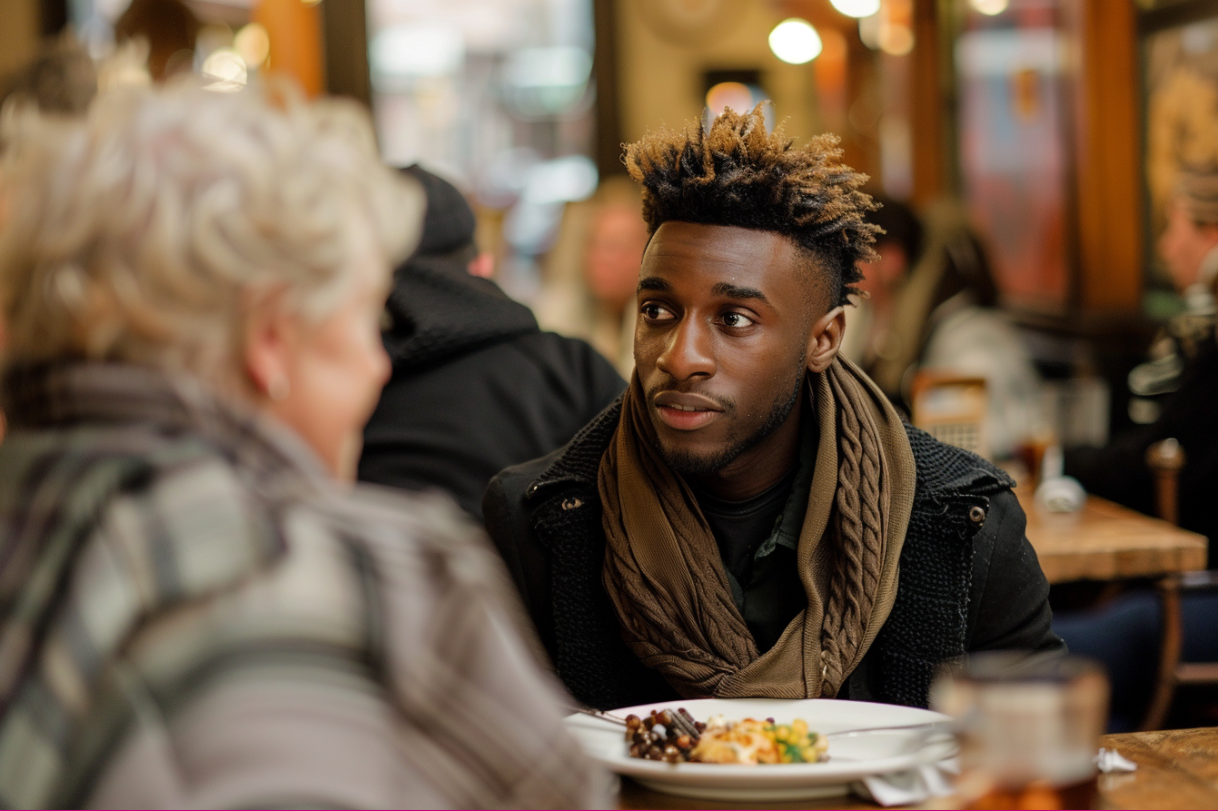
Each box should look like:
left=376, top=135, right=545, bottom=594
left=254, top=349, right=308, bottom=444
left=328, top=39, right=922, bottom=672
left=830, top=0, right=881, bottom=18
left=201, top=48, right=248, bottom=92
left=769, top=18, right=823, bottom=65
left=234, top=23, right=271, bottom=69
left=970, top=0, right=1011, bottom=14
left=705, top=82, right=755, bottom=116
left=879, top=22, right=914, bottom=55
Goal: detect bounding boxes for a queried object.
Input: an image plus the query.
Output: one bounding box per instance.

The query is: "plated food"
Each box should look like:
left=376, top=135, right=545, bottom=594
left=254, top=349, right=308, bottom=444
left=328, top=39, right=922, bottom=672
left=565, top=698, right=956, bottom=801
left=624, top=708, right=829, bottom=765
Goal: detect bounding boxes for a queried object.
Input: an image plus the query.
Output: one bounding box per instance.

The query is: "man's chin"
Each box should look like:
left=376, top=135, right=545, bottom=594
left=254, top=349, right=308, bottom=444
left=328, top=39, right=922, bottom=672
left=654, top=440, right=738, bottom=477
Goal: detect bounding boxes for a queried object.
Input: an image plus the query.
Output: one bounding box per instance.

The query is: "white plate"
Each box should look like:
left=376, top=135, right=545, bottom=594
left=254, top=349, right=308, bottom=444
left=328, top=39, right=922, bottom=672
left=564, top=698, right=956, bottom=801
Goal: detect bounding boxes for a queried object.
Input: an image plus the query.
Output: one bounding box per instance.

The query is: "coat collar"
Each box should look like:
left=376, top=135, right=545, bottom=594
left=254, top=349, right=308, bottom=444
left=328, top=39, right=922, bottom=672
left=524, top=395, right=622, bottom=503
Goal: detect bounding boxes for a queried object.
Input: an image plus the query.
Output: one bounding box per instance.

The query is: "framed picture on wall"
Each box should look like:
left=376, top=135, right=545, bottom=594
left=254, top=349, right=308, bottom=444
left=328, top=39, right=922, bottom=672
left=954, top=0, right=1071, bottom=313
left=1141, top=0, right=1218, bottom=296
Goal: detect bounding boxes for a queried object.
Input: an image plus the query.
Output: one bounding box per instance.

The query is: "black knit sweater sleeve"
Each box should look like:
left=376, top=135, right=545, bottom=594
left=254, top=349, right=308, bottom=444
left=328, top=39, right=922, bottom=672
left=966, top=489, right=1065, bottom=654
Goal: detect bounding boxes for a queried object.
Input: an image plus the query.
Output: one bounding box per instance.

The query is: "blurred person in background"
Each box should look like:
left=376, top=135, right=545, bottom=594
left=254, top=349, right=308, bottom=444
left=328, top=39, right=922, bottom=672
left=114, top=0, right=201, bottom=81
left=0, top=82, right=605, bottom=808
left=0, top=38, right=100, bottom=444
left=870, top=204, right=1042, bottom=459
left=1055, top=166, right=1218, bottom=731
left=839, top=195, right=924, bottom=370
left=359, top=165, right=625, bottom=521
left=1065, top=166, right=1218, bottom=556
left=537, top=176, right=647, bottom=376
left=0, top=37, right=97, bottom=116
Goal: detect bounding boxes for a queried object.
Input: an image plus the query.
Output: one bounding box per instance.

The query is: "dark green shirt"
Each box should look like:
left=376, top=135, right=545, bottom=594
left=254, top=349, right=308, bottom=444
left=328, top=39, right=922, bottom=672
left=692, top=419, right=817, bottom=652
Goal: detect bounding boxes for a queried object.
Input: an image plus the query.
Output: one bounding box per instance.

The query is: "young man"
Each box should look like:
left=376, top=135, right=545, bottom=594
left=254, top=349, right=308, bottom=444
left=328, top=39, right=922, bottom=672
left=484, top=107, right=1062, bottom=711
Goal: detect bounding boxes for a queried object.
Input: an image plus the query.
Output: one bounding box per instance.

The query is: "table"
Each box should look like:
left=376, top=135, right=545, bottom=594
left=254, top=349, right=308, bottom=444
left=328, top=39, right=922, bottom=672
left=618, top=726, right=1218, bottom=809
left=1016, top=486, right=1207, bottom=584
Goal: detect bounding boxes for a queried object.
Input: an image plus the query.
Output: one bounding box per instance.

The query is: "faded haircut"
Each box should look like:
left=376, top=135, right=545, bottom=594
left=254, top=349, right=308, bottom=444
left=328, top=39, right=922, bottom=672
left=624, top=105, right=879, bottom=307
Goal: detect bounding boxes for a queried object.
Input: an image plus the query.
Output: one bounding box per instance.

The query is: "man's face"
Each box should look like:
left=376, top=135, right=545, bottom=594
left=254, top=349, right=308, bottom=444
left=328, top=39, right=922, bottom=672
left=1158, top=199, right=1218, bottom=291
left=634, top=222, right=832, bottom=476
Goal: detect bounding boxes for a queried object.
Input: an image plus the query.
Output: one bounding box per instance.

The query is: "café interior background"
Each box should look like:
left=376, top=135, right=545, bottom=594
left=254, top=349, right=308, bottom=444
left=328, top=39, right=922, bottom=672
left=1, top=0, right=1212, bottom=444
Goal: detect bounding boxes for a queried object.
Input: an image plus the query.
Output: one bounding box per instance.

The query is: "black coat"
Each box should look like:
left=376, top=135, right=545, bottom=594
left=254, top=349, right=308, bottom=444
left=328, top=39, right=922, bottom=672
left=359, top=255, right=626, bottom=520
left=484, top=399, right=1064, bottom=710
left=1066, top=339, right=1218, bottom=565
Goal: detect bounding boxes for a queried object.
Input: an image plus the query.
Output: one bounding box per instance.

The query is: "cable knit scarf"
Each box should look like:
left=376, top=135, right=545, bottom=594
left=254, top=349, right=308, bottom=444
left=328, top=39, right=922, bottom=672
left=598, top=357, right=915, bottom=699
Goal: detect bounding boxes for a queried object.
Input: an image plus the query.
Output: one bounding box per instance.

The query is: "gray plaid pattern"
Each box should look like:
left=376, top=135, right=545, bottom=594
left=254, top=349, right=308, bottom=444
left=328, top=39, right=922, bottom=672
left=0, top=363, right=605, bottom=808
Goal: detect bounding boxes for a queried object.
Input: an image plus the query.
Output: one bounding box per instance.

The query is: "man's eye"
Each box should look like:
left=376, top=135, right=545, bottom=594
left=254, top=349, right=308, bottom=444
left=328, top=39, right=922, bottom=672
left=641, top=302, right=674, bottom=321
left=721, top=312, right=755, bottom=329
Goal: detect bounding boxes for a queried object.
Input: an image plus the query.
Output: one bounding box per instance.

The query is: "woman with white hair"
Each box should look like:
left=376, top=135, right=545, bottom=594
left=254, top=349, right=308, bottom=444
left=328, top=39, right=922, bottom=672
left=0, top=83, right=605, bottom=808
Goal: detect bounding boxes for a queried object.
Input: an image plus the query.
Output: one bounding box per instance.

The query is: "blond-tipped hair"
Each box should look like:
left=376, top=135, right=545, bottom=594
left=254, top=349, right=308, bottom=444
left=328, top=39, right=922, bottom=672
left=624, top=105, right=878, bottom=307
left=0, top=80, right=421, bottom=387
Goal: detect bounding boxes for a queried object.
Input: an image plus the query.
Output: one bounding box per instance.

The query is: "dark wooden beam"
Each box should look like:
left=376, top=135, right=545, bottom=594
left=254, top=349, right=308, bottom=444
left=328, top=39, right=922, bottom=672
left=910, top=0, right=950, bottom=205
left=1063, top=0, right=1143, bottom=314
left=321, top=0, right=371, bottom=107
left=593, top=0, right=623, bottom=176
left=40, top=0, right=68, bottom=36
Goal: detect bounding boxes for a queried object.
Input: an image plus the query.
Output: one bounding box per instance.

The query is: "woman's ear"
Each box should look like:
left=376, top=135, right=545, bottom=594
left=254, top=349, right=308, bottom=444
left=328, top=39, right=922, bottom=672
left=806, top=306, right=846, bottom=374
left=241, top=289, right=296, bottom=402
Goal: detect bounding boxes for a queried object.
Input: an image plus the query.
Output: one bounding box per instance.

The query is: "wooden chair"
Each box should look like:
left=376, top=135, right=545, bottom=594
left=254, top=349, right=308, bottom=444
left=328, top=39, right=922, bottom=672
left=1141, top=439, right=1218, bottom=730
left=910, top=371, right=990, bottom=460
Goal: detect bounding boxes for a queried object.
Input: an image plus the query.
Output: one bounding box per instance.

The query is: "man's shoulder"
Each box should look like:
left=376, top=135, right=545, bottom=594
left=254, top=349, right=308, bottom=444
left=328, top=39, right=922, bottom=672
left=488, top=396, right=622, bottom=499
left=482, top=397, right=622, bottom=565
left=484, top=445, right=566, bottom=519
left=902, top=423, right=1015, bottom=502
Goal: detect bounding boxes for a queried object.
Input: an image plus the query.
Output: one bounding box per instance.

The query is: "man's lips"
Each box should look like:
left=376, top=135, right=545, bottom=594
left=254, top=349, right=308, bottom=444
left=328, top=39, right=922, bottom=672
left=651, top=391, right=725, bottom=431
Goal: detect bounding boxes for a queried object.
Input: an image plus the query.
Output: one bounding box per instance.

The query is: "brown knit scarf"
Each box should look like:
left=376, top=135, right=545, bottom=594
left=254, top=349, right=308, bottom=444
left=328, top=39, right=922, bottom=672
left=598, top=357, right=915, bottom=699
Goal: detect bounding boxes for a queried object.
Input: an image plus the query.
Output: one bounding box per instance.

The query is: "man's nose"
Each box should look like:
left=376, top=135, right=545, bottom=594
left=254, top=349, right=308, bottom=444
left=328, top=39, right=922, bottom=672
left=655, top=317, right=715, bottom=380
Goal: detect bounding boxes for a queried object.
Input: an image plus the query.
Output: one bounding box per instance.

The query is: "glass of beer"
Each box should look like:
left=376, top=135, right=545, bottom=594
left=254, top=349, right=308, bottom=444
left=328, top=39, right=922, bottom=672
left=931, top=653, right=1110, bottom=810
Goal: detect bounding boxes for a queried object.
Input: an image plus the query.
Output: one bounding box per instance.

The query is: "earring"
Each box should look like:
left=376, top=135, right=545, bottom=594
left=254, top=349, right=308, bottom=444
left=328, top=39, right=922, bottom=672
left=267, top=375, right=290, bottom=401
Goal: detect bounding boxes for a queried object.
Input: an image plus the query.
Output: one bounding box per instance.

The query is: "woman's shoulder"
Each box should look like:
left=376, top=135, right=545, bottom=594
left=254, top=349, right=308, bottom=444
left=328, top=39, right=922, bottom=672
left=305, top=483, right=511, bottom=589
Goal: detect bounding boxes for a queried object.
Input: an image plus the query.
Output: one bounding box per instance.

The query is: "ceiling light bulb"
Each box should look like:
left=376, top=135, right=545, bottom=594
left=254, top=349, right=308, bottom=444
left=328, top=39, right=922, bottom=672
left=830, top=0, right=881, bottom=18
left=769, top=18, right=823, bottom=65
left=970, top=0, right=1010, bottom=15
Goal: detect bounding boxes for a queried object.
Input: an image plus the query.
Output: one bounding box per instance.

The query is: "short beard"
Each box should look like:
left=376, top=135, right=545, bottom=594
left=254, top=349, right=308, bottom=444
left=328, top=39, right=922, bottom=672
left=657, top=360, right=806, bottom=477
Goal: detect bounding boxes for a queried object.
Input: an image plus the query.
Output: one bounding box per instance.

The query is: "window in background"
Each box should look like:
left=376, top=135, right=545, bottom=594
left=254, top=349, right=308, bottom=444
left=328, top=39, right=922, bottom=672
left=955, top=0, right=1070, bottom=312
left=367, top=0, right=598, bottom=304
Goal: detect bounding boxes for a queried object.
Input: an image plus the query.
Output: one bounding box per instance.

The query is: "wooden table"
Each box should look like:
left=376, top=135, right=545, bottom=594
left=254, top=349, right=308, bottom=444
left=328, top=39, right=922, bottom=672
left=1016, top=486, right=1207, bottom=584
left=618, top=726, right=1218, bottom=809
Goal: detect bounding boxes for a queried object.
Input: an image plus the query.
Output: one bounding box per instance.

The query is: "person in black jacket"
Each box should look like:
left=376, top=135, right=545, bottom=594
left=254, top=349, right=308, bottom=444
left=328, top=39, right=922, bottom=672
left=483, top=108, right=1063, bottom=712
left=358, top=165, right=625, bottom=520
left=1056, top=167, right=1218, bottom=731
left=1066, top=167, right=1218, bottom=561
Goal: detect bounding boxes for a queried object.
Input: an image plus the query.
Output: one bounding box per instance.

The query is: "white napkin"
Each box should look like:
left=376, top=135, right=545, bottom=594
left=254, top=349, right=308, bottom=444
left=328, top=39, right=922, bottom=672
left=851, top=757, right=959, bottom=807
left=1096, top=748, right=1137, bottom=773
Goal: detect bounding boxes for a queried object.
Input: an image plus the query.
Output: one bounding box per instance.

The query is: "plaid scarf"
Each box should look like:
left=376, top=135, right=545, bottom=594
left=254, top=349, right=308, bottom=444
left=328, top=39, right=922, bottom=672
left=0, top=363, right=604, bottom=808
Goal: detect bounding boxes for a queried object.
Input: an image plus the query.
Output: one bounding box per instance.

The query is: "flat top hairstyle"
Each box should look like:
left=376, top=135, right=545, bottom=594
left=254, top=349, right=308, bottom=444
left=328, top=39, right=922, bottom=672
left=624, top=105, right=880, bottom=308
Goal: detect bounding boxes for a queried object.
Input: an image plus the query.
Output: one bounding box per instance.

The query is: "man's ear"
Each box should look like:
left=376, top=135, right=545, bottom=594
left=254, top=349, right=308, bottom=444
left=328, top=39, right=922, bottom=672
left=806, top=306, right=846, bottom=374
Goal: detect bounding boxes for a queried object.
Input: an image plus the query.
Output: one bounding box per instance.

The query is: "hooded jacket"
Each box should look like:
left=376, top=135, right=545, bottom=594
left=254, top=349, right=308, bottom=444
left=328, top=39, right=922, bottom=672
left=483, top=398, right=1064, bottom=710
left=359, top=254, right=625, bottom=520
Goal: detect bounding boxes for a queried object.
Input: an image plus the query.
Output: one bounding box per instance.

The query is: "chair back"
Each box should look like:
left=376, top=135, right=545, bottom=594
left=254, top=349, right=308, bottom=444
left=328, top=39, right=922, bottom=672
left=911, top=371, right=990, bottom=459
